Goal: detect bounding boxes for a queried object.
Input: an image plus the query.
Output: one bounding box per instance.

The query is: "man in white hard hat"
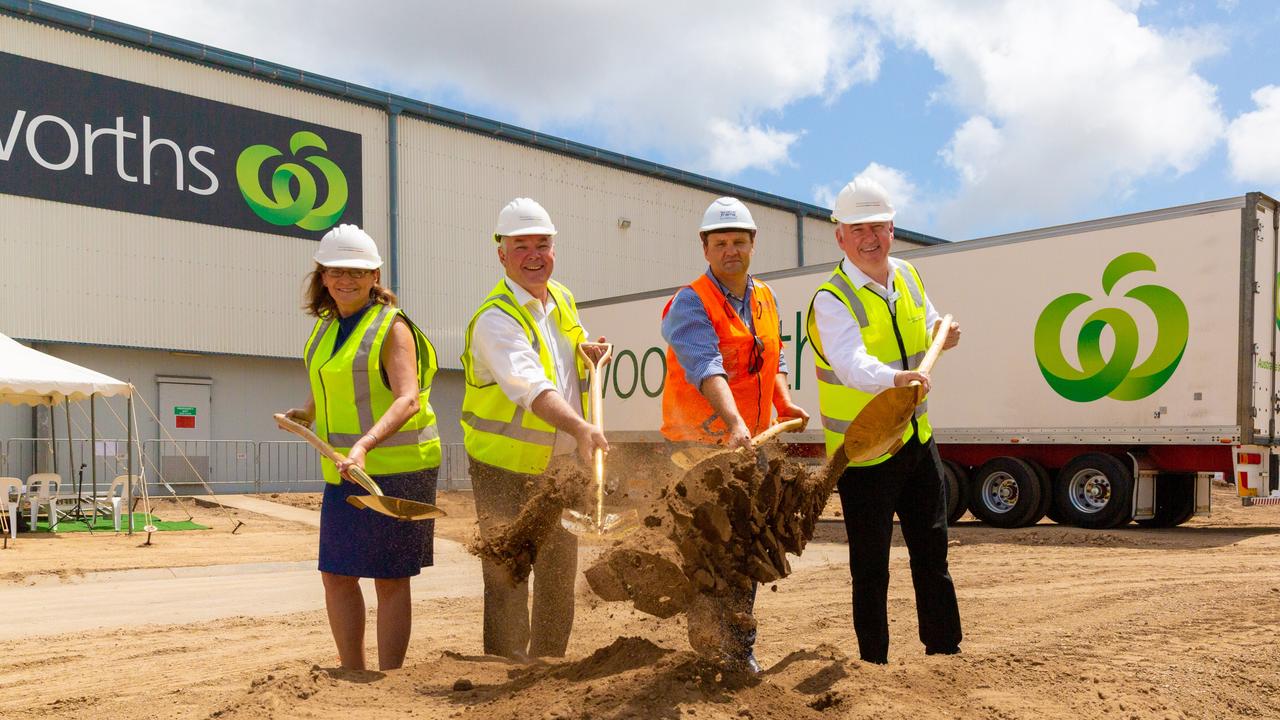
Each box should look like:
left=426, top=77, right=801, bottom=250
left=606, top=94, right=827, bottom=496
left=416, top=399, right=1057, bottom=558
left=461, top=197, right=608, bottom=660
left=660, top=196, right=809, bottom=673
left=805, top=177, right=963, bottom=665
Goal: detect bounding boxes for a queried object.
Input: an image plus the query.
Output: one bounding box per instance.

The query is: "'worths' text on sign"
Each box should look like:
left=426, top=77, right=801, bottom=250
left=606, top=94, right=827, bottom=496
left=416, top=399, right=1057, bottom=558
left=0, top=52, right=362, bottom=239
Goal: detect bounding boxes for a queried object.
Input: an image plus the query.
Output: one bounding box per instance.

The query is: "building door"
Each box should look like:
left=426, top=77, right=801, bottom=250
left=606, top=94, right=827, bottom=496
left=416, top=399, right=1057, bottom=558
left=157, top=376, right=211, bottom=493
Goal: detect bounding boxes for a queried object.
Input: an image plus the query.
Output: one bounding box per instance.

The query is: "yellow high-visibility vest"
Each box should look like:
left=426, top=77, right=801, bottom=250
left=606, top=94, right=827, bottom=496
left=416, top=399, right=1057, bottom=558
left=806, top=260, right=933, bottom=467
left=460, top=279, right=590, bottom=475
left=304, top=304, right=441, bottom=484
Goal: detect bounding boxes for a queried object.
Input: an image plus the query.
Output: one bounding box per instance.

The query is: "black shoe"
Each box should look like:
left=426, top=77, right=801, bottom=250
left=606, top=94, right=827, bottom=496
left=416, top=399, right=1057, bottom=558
left=745, top=654, right=763, bottom=675
left=860, top=656, right=888, bottom=665
left=925, top=646, right=961, bottom=656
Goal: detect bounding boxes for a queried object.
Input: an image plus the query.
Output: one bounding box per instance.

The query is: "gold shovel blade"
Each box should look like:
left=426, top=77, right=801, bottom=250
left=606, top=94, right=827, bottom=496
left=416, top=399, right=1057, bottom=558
left=560, top=507, right=641, bottom=538
left=843, top=384, right=922, bottom=463
left=347, top=494, right=447, bottom=521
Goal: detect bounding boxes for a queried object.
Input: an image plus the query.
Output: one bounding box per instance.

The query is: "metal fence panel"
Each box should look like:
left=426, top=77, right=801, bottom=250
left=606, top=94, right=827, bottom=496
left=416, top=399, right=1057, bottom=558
left=257, top=440, right=324, bottom=493
left=2, top=437, right=469, bottom=497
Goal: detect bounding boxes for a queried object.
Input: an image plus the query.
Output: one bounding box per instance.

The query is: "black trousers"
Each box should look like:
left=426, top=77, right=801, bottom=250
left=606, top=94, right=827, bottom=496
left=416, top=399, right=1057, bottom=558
left=470, top=457, right=579, bottom=659
left=836, top=436, right=962, bottom=663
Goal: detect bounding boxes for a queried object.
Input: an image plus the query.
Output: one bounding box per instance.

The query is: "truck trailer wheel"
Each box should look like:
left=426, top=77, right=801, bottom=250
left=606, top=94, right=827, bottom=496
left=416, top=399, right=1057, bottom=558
left=941, top=460, right=969, bottom=525
left=969, top=457, right=1045, bottom=528
left=1135, top=472, right=1196, bottom=528
left=1023, top=457, right=1055, bottom=525
left=1055, top=453, right=1134, bottom=529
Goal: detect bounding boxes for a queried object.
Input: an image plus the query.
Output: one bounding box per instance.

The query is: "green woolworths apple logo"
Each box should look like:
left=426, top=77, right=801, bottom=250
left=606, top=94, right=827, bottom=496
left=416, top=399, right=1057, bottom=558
left=236, top=131, right=348, bottom=231
left=1033, top=252, right=1188, bottom=402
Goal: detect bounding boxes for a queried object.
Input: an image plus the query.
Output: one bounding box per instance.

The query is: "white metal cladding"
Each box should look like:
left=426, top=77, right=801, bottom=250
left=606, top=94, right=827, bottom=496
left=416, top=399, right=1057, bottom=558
left=394, top=118, right=807, bottom=367
left=802, top=215, right=842, bottom=266
left=0, top=15, right=389, bottom=357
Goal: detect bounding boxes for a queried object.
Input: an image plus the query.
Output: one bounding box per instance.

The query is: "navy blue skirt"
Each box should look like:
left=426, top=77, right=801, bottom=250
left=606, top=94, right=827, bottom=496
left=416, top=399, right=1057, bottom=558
left=318, top=467, right=438, bottom=579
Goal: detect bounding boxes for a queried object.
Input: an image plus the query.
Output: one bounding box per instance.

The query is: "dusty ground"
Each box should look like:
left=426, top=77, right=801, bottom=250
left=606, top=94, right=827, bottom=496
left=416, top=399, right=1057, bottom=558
left=1, top=483, right=1278, bottom=719
left=0, top=496, right=313, bottom=585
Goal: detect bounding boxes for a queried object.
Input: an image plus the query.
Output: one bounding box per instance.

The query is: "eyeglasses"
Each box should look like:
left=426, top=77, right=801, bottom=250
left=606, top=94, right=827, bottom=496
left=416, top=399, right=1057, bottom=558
left=322, top=268, right=373, bottom=280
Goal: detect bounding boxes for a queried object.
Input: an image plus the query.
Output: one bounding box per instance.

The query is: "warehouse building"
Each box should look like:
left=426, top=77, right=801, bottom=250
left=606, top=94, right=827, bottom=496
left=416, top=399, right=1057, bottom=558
left=0, top=1, right=942, bottom=489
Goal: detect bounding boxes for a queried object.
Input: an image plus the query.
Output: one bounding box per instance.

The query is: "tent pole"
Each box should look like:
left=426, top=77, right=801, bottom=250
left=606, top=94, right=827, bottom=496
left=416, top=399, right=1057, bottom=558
left=64, top=398, right=78, bottom=522
left=127, top=390, right=134, bottom=535
left=90, top=394, right=99, bottom=525
left=48, top=401, right=57, bottom=475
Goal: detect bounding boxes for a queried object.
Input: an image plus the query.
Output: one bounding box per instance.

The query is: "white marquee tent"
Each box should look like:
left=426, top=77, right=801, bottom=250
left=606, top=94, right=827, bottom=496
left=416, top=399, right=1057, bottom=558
left=0, top=332, right=139, bottom=534
left=0, top=332, right=132, bottom=404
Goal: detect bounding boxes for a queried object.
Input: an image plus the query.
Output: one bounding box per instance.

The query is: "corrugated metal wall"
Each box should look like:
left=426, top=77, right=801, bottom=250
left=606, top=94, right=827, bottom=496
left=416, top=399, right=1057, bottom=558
left=396, top=118, right=804, bottom=366
left=0, top=15, right=388, bottom=358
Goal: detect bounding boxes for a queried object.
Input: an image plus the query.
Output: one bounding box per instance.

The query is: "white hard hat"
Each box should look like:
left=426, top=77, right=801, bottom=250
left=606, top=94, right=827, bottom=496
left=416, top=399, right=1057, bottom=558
left=314, top=224, right=383, bottom=269
left=831, top=177, right=896, bottom=224
left=494, top=197, right=557, bottom=241
left=700, top=197, right=757, bottom=233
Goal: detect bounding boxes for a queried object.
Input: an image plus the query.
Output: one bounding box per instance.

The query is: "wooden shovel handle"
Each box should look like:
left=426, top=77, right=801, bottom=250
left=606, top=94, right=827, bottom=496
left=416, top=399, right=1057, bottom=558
left=750, top=417, right=806, bottom=448
left=576, top=342, right=614, bottom=375
left=916, top=314, right=953, bottom=376
left=273, top=413, right=382, bottom=497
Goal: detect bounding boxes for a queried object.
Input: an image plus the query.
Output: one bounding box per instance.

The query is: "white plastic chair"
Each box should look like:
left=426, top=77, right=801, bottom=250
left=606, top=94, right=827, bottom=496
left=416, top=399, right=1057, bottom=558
left=108, top=475, right=143, bottom=532
left=23, top=474, right=62, bottom=531
left=0, top=477, right=22, bottom=541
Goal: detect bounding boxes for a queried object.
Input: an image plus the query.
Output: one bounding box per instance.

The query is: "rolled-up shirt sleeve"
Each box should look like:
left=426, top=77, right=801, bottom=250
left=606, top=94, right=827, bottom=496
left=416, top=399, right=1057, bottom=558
left=812, top=290, right=899, bottom=394
left=661, top=287, right=725, bottom=388
left=470, top=307, right=558, bottom=410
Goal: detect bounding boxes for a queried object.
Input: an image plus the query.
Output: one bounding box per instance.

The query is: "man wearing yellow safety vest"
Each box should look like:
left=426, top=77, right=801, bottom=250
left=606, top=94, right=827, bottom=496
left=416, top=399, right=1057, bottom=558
left=660, top=196, right=809, bottom=674
left=806, top=178, right=963, bottom=665
left=461, top=197, right=609, bottom=661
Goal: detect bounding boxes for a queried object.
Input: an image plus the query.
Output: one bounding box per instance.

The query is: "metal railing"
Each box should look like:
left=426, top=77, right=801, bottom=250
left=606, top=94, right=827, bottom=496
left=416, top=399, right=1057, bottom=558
left=0, top=438, right=473, bottom=494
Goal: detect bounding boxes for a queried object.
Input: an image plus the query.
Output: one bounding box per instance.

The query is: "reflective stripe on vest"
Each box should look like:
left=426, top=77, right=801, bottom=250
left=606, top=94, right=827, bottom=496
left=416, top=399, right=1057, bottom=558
left=806, top=260, right=933, bottom=467
left=460, top=279, right=590, bottom=475
left=304, top=304, right=442, bottom=484
left=660, top=274, right=782, bottom=443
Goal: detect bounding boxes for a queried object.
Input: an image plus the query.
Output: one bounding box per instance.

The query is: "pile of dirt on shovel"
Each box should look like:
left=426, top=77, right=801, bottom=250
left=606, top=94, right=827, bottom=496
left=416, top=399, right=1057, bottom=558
left=584, top=448, right=827, bottom=630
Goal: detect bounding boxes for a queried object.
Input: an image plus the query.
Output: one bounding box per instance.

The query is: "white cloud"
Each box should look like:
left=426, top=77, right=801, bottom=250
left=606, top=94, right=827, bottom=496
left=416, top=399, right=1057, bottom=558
left=813, top=162, right=923, bottom=227
left=59, top=0, right=880, bottom=177
left=856, top=0, right=1226, bottom=237
left=704, top=120, right=798, bottom=176
left=1227, top=85, right=1280, bottom=184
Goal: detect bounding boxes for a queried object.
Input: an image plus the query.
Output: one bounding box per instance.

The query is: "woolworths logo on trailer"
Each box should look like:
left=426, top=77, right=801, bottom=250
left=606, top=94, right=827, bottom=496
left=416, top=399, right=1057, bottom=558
left=0, top=51, right=362, bottom=240
left=236, top=131, right=349, bottom=230
left=1034, top=252, right=1188, bottom=402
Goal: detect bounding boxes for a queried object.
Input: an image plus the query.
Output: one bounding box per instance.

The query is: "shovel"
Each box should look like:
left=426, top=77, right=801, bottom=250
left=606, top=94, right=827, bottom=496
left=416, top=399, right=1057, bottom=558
left=560, top=343, right=640, bottom=537
left=671, top=416, right=808, bottom=471
left=842, top=314, right=952, bottom=464
left=273, top=413, right=446, bottom=521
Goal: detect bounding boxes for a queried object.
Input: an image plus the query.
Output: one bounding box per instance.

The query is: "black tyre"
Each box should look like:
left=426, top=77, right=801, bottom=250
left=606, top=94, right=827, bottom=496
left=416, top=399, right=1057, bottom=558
left=1135, top=472, right=1196, bottom=528
left=1022, top=458, right=1055, bottom=526
left=941, top=459, right=969, bottom=525
left=968, top=457, right=1045, bottom=528
left=1055, top=453, right=1134, bottom=529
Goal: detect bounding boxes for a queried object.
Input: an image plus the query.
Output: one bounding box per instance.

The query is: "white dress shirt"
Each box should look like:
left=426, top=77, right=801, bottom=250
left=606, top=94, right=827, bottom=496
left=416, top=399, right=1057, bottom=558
left=469, top=277, right=585, bottom=456
left=812, top=257, right=941, bottom=394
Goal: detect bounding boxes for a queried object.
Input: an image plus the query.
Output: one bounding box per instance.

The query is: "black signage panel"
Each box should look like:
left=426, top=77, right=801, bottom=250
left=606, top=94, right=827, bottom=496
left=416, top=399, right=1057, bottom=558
left=0, top=51, right=362, bottom=239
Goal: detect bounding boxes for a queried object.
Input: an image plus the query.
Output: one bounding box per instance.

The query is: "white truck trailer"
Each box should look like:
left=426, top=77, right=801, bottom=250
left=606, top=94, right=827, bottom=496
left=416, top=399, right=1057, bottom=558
left=578, top=193, right=1280, bottom=529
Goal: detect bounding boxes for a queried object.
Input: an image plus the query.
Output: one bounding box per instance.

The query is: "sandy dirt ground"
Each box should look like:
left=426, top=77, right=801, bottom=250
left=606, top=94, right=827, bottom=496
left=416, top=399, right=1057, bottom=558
left=1, top=483, right=1278, bottom=720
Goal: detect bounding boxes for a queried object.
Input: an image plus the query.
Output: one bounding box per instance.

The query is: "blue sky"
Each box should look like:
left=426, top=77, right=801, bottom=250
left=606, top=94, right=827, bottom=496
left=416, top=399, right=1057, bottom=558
left=57, top=0, right=1280, bottom=241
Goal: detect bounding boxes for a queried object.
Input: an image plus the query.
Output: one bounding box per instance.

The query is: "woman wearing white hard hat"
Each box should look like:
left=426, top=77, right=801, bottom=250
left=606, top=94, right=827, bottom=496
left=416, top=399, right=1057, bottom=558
left=284, top=223, right=443, bottom=671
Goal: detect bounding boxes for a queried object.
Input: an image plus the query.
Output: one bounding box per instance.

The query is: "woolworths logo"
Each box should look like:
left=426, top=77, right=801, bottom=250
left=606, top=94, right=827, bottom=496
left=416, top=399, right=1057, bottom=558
left=236, top=131, right=348, bottom=231
left=1034, top=252, right=1188, bottom=402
